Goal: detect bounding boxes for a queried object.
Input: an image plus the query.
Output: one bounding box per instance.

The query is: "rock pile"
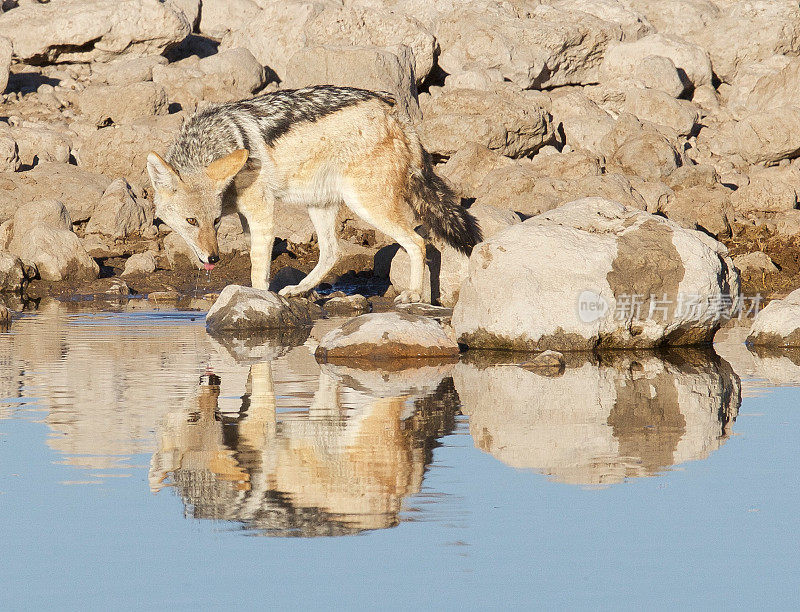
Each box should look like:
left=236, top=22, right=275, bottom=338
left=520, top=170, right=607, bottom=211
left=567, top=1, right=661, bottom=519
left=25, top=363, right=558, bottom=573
left=0, top=0, right=797, bottom=345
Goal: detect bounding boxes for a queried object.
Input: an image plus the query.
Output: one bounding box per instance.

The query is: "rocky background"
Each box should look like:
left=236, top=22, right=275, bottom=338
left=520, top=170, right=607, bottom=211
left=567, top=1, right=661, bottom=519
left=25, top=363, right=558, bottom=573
left=0, top=0, right=799, bottom=311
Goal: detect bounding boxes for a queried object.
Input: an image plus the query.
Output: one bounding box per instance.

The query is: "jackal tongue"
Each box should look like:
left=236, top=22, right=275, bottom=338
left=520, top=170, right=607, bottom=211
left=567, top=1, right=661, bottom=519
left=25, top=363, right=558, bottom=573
left=204, top=263, right=215, bottom=271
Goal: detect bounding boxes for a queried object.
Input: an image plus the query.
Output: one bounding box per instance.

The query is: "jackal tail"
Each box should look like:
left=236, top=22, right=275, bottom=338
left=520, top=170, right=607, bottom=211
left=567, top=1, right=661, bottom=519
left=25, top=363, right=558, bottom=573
left=409, top=151, right=483, bottom=256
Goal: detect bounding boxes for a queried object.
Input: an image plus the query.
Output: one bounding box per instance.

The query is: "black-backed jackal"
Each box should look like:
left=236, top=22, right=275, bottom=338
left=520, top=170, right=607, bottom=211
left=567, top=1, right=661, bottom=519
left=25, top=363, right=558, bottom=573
left=146, top=85, right=482, bottom=303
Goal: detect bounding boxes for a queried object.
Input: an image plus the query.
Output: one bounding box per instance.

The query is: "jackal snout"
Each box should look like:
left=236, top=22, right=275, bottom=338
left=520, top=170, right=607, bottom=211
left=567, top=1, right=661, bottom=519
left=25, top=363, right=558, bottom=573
left=196, top=222, right=220, bottom=264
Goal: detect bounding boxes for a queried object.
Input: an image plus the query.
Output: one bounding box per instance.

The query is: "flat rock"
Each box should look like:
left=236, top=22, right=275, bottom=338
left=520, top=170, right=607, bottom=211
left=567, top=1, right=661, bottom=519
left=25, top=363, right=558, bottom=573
left=206, top=284, right=314, bottom=332
left=315, top=311, right=459, bottom=362
left=0, top=0, right=190, bottom=64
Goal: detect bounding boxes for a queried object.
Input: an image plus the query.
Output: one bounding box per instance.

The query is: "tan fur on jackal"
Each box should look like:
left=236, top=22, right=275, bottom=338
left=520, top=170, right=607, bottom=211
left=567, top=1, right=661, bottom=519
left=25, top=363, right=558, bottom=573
left=147, top=86, right=481, bottom=303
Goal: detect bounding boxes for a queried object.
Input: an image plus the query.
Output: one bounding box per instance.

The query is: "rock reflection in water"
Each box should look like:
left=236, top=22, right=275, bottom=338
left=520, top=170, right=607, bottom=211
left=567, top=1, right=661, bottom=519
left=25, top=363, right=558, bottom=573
left=149, top=356, right=460, bottom=536
left=454, top=350, right=741, bottom=486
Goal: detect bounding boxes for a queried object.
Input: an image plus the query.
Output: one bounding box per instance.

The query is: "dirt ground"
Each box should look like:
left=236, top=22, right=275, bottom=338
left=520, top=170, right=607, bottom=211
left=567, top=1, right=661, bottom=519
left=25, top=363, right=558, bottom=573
left=723, top=223, right=800, bottom=300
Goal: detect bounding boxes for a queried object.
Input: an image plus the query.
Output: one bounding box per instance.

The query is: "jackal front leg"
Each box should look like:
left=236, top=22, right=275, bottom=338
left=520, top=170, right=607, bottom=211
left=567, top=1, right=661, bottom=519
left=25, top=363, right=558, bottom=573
left=238, top=185, right=275, bottom=291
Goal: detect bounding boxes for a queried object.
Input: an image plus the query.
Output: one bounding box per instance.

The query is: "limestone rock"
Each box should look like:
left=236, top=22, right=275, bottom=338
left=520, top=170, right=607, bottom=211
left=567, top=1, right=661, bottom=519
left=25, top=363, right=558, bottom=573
left=621, top=89, right=699, bottom=137
left=661, top=185, right=732, bottom=239
left=0, top=36, right=11, bottom=94
left=315, top=311, right=459, bottom=362
left=600, top=51, right=684, bottom=97
left=221, top=2, right=435, bottom=84
left=419, top=88, right=554, bottom=158
left=323, top=294, right=370, bottom=316
left=733, top=252, right=778, bottom=275
left=452, top=197, right=739, bottom=351
left=437, top=143, right=517, bottom=197
left=601, top=33, right=712, bottom=90
left=437, top=5, right=624, bottom=90
left=152, top=48, right=266, bottom=111
left=283, top=45, right=420, bottom=122
left=747, top=288, right=800, bottom=347
left=0, top=164, right=110, bottom=223
left=206, top=285, right=314, bottom=332
left=0, top=0, right=191, bottom=64
left=90, top=55, right=168, bottom=86
left=74, top=113, right=184, bottom=191
left=704, top=107, right=800, bottom=166
left=0, top=251, right=26, bottom=292
left=199, top=0, right=262, bottom=39
left=75, top=82, right=169, bottom=127
left=549, top=90, right=615, bottom=154
left=12, top=224, right=98, bottom=282
left=731, top=168, right=799, bottom=216
left=0, top=125, right=72, bottom=166
left=0, top=135, right=19, bottom=172
left=121, top=251, right=157, bottom=276
left=85, top=179, right=154, bottom=239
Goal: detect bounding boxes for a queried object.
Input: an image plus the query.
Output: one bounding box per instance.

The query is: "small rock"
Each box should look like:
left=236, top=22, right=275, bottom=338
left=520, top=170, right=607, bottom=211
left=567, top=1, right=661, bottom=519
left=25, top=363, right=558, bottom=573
left=85, top=178, right=153, bottom=239
left=0, top=251, right=26, bottom=292
left=148, top=290, right=181, bottom=303
left=315, top=311, right=460, bottom=362
left=122, top=252, right=157, bottom=276
left=75, top=82, right=169, bottom=127
left=520, top=350, right=566, bottom=374
left=206, top=284, right=314, bottom=332
left=323, top=294, right=370, bottom=316
left=747, top=288, right=800, bottom=347
left=0, top=135, right=19, bottom=172
left=734, top=252, right=778, bottom=275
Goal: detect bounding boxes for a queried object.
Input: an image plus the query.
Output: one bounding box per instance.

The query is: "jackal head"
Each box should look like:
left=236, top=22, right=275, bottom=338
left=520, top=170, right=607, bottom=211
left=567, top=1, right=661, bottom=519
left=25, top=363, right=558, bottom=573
left=146, top=149, right=249, bottom=268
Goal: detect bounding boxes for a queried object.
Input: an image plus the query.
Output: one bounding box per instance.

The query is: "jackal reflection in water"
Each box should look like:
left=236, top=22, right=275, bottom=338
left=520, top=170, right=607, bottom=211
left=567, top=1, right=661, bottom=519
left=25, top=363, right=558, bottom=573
left=149, top=362, right=459, bottom=536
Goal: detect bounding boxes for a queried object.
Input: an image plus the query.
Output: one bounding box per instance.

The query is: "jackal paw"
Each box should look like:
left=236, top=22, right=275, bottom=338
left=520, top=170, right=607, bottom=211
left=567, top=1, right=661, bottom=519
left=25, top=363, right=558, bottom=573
left=278, top=284, right=305, bottom=297
left=394, top=290, right=422, bottom=305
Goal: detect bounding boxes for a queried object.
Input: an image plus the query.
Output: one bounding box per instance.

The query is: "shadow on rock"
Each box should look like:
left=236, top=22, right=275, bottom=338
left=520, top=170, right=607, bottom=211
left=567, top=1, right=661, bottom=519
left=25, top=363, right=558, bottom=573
left=454, top=348, right=741, bottom=486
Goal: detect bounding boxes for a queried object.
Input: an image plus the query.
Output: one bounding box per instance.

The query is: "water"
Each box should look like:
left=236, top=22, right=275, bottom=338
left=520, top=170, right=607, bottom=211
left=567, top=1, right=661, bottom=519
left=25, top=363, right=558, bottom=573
left=1, top=306, right=798, bottom=610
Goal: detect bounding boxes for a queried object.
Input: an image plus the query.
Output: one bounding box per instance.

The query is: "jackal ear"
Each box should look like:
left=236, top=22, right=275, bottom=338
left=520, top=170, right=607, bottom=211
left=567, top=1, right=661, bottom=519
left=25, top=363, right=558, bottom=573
left=147, top=152, right=179, bottom=192
left=205, top=149, right=249, bottom=185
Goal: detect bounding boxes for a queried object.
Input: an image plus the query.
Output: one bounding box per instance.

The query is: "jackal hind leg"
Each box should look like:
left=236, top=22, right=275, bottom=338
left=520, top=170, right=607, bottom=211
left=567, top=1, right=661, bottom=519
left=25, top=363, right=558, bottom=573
left=279, top=205, right=340, bottom=297
left=342, top=181, right=425, bottom=304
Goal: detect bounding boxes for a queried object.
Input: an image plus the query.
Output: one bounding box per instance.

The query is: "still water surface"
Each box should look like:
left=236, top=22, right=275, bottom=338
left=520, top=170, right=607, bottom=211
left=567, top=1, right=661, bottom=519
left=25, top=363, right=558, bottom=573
left=0, top=306, right=798, bottom=609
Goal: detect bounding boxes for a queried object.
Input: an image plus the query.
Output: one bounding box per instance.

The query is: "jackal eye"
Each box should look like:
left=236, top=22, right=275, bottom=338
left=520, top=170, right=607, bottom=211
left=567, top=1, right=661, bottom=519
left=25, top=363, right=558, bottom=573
left=186, top=217, right=198, bottom=226
left=214, top=216, right=222, bottom=227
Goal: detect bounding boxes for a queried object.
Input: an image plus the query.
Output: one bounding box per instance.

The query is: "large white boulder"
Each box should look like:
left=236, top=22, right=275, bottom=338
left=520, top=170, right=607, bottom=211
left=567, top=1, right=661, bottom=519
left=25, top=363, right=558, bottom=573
left=452, top=198, right=739, bottom=351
